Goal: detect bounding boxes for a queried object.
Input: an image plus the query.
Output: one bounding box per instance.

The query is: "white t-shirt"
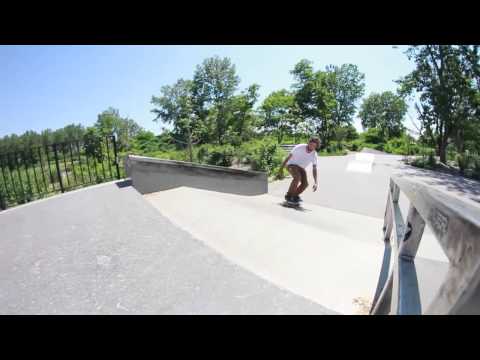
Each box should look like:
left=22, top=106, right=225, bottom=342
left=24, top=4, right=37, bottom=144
left=286, top=144, right=318, bottom=169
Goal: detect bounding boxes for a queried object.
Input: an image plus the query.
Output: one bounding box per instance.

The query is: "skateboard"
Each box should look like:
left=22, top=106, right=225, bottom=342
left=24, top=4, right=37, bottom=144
left=281, top=200, right=302, bottom=209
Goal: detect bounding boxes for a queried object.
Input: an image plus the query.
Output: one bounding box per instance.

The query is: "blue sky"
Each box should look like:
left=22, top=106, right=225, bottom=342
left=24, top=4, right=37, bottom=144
left=0, top=45, right=418, bottom=138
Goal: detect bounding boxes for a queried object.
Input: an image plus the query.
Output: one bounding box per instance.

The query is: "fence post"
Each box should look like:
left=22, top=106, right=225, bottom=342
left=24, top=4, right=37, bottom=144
left=105, top=136, right=114, bottom=179
left=112, top=135, right=121, bottom=180
left=53, top=144, right=65, bottom=193
left=0, top=189, right=5, bottom=210
left=0, top=156, right=8, bottom=210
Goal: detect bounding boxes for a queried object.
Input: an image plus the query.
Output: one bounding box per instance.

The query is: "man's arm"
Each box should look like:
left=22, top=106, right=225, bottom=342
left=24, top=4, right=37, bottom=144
left=312, top=165, right=318, bottom=191
left=278, top=154, right=292, bottom=178
left=281, top=154, right=292, bottom=169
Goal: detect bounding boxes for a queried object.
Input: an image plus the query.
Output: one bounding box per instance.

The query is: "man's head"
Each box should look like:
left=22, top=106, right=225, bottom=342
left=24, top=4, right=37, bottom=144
left=307, top=137, right=320, bottom=152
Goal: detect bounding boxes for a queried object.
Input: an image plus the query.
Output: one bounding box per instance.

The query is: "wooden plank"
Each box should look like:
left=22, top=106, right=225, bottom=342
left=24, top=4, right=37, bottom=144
left=391, top=175, right=480, bottom=314
left=399, top=205, right=426, bottom=259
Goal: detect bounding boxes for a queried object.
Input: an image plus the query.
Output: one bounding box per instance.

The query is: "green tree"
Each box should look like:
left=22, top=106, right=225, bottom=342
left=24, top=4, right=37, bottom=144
left=291, top=59, right=337, bottom=148
left=62, top=124, right=86, bottom=143
left=151, top=79, right=203, bottom=161
left=95, top=108, right=120, bottom=136
left=0, top=134, right=19, bottom=154
left=95, top=108, right=141, bottom=151
left=225, top=84, right=260, bottom=144
left=334, top=124, right=359, bottom=143
left=131, top=130, right=160, bottom=154
left=83, top=127, right=103, bottom=161
left=359, top=91, right=407, bottom=139
left=192, top=56, right=240, bottom=144
left=361, top=128, right=385, bottom=145
left=260, top=89, right=296, bottom=143
left=288, top=102, right=308, bottom=143
left=459, top=45, right=480, bottom=89
left=53, top=128, right=66, bottom=144
left=40, top=129, right=54, bottom=146
left=19, top=130, right=42, bottom=148
left=397, top=45, right=480, bottom=163
left=326, top=64, right=365, bottom=127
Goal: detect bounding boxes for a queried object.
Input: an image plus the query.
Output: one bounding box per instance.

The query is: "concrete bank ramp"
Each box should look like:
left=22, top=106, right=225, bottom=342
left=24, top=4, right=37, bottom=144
left=145, top=187, right=388, bottom=314
left=0, top=181, right=334, bottom=315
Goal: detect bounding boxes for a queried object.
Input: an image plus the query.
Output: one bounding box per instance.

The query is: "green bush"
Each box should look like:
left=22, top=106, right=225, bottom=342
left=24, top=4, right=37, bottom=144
left=361, top=128, right=385, bottom=145
left=384, top=137, right=406, bottom=155
left=411, top=158, right=425, bottom=168
left=146, top=149, right=187, bottom=162
left=352, top=139, right=364, bottom=151
left=409, top=143, right=421, bottom=155
left=472, top=155, right=480, bottom=180
left=346, top=142, right=359, bottom=151
left=197, top=146, right=209, bottom=163
left=326, top=144, right=335, bottom=153
left=131, top=130, right=161, bottom=153
left=194, top=144, right=235, bottom=167
left=410, top=148, right=437, bottom=170
left=319, top=150, right=348, bottom=157
left=354, top=130, right=388, bottom=153
left=358, top=129, right=423, bottom=154
left=250, top=143, right=284, bottom=175
left=456, top=153, right=470, bottom=174
left=234, top=138, right=285, bottom=176
left=383, top=135, right=420, bottom=155
left=237, top=138, right=277, bottom=162
left=427, top=151, right=436, bottom=168
left=318, top=141, right=347, bottom=156
left=280, top=134, right=309, bottom=145
left=208, top=145, right=235, bottom=167
left=446, top=143, right=457, bottom=162
left=359, top=142, right=384, bottom=152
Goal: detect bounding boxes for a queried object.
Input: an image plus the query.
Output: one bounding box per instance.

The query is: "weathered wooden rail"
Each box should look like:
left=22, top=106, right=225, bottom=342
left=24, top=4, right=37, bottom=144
left=370, top=175, right=480, bottom=315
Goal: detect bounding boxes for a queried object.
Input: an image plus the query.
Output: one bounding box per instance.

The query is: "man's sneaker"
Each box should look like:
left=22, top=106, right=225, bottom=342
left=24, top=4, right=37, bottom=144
left=285, top=195, right=297, bottom=203
left=294, top=195, right=303, bottom=202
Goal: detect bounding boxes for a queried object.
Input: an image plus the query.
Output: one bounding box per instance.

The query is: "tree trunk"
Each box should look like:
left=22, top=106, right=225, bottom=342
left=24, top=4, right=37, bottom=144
left=217, top=123, right=222, bottom=145
left=318, top=119, right=328, bottom=150
left=216, top=110, right=222, bottom=145
left=186, top=127, right=193, bottom=163
left=456, top=127, right=465, bottom=154
left=438, top=132, right=448, bottom=164
left=0, top=190, right=6, bottom=210
left=439, top=143, right=447, bottom=164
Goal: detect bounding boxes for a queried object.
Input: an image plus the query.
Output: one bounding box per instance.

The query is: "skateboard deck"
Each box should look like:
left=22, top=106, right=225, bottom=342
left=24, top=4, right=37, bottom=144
left=281, top=200, right=302, bottom=209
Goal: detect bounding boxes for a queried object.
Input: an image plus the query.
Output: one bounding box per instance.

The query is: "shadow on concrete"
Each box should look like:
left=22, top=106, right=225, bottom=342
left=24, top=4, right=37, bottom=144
left=278, top=202, right=312, bottom=212
left=361, top=148, right=391, bottom=155
left=377, top=160, right=408, bottom=168
left=398, top=166, right=480, bottom=203
left=115, top=179, right=132, bottom=188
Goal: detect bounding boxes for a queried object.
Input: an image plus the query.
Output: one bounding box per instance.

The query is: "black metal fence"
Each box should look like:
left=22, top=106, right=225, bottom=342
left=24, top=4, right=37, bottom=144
left=0, top=136, right=122, bottom=210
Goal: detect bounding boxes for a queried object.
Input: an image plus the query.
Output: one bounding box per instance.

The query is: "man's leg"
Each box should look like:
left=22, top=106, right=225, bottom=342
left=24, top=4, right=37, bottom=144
left=296, top=167, right=309, bottom=195
left=286, top=165, right=301, bottom=197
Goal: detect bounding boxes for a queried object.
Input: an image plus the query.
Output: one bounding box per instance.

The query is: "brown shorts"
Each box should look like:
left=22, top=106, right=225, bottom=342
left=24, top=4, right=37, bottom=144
left=286, top=164, right=308, bottom=196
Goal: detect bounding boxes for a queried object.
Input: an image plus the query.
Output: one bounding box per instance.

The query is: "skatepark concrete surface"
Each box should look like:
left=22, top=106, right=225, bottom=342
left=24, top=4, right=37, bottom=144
left=0, top=181, right=334, bottom=315
left=144, top=186, right=450, bottom=315
left=2, top=149, right=470, bottom=315
left=145, top=187, right=386, bottom=314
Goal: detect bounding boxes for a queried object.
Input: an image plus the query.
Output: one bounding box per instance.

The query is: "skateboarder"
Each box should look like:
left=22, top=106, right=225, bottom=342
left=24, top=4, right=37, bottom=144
left=278, top=137, right=320, bottom=205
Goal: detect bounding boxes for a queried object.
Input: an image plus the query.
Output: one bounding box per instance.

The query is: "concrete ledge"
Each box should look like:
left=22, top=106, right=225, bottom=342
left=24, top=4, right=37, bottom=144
left=125, top=155, right=268, bottom=196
